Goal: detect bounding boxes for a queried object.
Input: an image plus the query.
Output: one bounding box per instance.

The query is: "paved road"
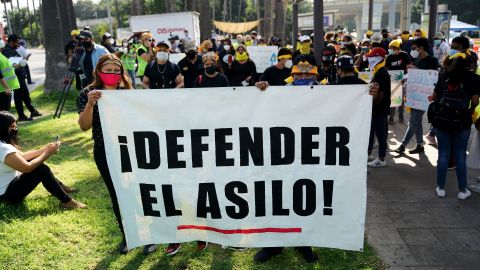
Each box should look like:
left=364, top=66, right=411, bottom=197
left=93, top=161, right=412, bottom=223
left=367, top=116, right=480, bottom=270
left=27, top=48, right=46, bottom=87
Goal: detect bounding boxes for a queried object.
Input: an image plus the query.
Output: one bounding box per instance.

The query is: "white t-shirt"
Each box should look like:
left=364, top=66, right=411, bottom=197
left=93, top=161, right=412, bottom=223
left=0, top=142, right=19, bottom=196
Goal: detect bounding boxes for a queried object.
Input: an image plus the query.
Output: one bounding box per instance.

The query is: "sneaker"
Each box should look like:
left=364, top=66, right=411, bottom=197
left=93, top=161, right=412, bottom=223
left=165, top=243, right=181, bottom=256
left=119, top=239, right=128, bottom=254
left=458, top=190, right=471, bottom=200
left=197, top=241, right=208, bottom=251
left=295, top=247, right=318, bottom=263
left=60, top=199, right=87, bottom=209
left=394, top=145, right=405, bottom=154
left=254, top=247, right=283, bottom=263
left=425, top=134, right=437, bottom=145
left=468, top=183, right=480, bottom=193
left=143, top=244, right=158, bottom=254
left=367, top=158, right=386, bottom=168
left=30, top=111, right=42, bottom=117
left=17, top=116, right=33, bottom=122
left=409, top=145, right=424, bottom=154
left=435, top=187, right=445, bottom=198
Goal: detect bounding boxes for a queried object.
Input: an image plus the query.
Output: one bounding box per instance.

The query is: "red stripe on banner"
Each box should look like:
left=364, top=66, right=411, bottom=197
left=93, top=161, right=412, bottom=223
left=177, top=225, right=302, bottom=234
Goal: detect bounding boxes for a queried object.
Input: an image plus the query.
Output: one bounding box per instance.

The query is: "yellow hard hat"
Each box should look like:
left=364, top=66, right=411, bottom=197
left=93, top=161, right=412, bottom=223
left=71, top=29, right=80, bottom=36
left=389, top=39, right=402, bottom=48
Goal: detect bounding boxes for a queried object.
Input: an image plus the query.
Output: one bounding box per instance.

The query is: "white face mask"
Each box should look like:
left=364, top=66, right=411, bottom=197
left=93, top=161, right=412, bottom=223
left=156, top=51, right=169, bottom=62
left=368, top=56, right=383, bottom=70
left=224, top=45, right=231, bottom=51
left=410, top=49, right=419, bottom=58
left=285, top=60, right=293, bottom=69
left=107, top=38, right=114, bottom=45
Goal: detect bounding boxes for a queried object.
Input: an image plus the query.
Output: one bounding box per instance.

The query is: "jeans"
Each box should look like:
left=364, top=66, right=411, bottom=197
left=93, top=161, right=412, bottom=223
left=0, top=164, right=71, bottom=204
left=127, top=69, right=136, bottom=86
left=0, top=92, right=11, bottom=111
left=435, top=128, right=470, bottom=191
left=389, top=105, right=404, bottom=121
left=402, top=108, right=424, bottom=146
left=369, top=115, right=388, bottom=159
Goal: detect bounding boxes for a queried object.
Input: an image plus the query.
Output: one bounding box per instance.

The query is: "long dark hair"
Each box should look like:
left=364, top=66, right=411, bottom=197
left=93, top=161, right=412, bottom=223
left=88, top=54, right=133, bottom=90
left=0, top=111, right=17, bottom=145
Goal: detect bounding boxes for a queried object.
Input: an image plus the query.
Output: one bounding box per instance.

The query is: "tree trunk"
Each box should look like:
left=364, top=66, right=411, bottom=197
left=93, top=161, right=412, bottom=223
left=185, top=0, right=197, bottom=11
left=41, top=0, right=75, bottom=93
left=256, top=0, right=262, bottom=36
left=273, top=0, right=285, bottom=41
left=222, top=0, right=227, bottom=21
left=198, top=0, right=211, bottom=40
left=165, top=0, right=176, bottom=13
left=130, top=0, right=144, bottom=16
left=263, top=0, right=274, bottom=39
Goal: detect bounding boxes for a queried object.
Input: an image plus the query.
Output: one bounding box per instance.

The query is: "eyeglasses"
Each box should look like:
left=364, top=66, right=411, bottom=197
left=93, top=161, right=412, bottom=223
left=147, top=39, right=154, bottom=42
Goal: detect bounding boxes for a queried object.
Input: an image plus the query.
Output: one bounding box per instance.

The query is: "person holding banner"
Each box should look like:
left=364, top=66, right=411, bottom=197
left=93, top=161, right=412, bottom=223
left=77, top=54, right=134, bottom=254
left=178, top=40, right=204, bottom=88
left=142, top=42, right=184, bottom=89
left=318, top=46, right=338, bottom=85
left=227, top=45, right=257, bottom=87
left=366, top=48, right=391, bottom=168
left=335, top=55, right=368, bottom=85
left=256, top=48, right=293, bottom=87
left=193, top=52, right=229, bottom=88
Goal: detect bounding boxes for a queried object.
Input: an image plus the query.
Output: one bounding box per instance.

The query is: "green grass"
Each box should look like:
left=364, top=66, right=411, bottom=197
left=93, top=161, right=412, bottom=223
left=0, top=87, right=384, bottom=270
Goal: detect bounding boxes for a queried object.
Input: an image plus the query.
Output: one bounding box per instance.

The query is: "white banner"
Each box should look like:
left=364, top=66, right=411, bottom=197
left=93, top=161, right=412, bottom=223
left=405, top=69, right=439, bottom=111
left=168, top=53, right=186, bottom=65
left=246, top=46, right=278, bottom=73
left=97, top=86, right=371, bottom=251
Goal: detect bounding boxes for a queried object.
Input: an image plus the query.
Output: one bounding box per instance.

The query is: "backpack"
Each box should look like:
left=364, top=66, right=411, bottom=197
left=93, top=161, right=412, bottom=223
left=431, top=79, right=471, bottom=132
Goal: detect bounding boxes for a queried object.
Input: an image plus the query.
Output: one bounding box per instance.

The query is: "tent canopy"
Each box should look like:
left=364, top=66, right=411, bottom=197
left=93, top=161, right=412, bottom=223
left=212, top=20, right=261, bottom=34
left=450, top=20, right=480, bottom=31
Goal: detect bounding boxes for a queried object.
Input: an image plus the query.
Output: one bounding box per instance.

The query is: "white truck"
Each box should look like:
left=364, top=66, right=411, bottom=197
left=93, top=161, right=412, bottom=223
left=129, top=12, right=201, bottom=46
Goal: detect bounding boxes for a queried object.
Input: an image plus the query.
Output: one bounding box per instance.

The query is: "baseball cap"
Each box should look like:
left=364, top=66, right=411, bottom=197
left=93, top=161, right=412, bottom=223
left=336, top=55, right=355, bottom=69
left=370, top=33, right=382, bottom=44
left=299, top=35, right=311, bottom=43
left=71, top=29, right=80, bottom=36
left=184, top=40, right=197, bottom=52
left=366, top=47, right=387, bottom=58
left=78, top=30, right=93, bottom=39
left=155, top=41, right=170, bottom=50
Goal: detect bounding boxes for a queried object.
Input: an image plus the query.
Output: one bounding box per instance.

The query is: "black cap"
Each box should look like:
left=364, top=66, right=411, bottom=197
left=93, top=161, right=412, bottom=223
left=336, top=55, right=354, bottom=69
left=278, top=47, right=292, bottom=58
left=7, top=34, right=20, bottom=42
left=155, top=41, right=170, bottom=49
left=78, top=30, right=93, bottom=39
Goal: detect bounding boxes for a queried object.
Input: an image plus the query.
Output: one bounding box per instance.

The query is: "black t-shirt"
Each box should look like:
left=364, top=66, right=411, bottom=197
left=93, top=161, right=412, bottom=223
left=335, top=75, right=367, bottom=85
left=259, top=66, right=291, bottom=86
left=77, top=87, right=104, bottom=146
left=178, top=57, right=204, bottom=88
left=144, top=61, right=181, bottom=89
left=434, top=70, right=479, bottom=100
left=386, top=51, right=411, bottom=72
left=193, top=73, right=230, bottom=87
left=371, top=67, right=391, bottom=116
left=65, top=40, right=77, bottom=56
left=318, top=64, right=338, bottom=84
left=414, top=55, right=439, bottom=70
left=83, top=50, right=94, bottom=85
left=137, top=48, right=147, bottom=57
left=229, top=60, right=257, bottom=86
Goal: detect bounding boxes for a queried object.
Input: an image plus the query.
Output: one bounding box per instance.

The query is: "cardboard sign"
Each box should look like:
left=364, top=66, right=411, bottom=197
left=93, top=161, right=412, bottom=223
left=246, top=46, right=278, bottom=73
left=405, top=69, right=439, bottom=111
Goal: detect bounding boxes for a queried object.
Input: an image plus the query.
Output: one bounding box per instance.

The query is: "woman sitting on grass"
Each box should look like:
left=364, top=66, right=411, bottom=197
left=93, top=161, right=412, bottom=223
left=0, top=111, right=86, bottom=208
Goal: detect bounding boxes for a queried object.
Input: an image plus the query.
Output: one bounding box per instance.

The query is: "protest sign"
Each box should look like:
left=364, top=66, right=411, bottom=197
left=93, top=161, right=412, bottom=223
left=98, top=86, right=371, bottom=251
left=168, top=53, right=186, bottom=65
left=246, top=46, right=278, bottom=73
left=389, top=70, right=405, bottom=107
left=405, top=69, right=439, bottom=111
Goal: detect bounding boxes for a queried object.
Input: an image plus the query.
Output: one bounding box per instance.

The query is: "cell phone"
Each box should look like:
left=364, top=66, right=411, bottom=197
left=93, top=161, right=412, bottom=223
left=53, top=135, right=60, bottom=143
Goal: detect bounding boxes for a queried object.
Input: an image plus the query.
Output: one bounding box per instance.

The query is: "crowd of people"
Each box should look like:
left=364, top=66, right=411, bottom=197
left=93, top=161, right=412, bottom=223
left=1, top=25, right=480, bottom=263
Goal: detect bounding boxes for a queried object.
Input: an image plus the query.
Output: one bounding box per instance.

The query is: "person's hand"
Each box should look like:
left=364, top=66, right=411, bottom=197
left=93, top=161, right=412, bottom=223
left=407, top=64, right=417, bottom=69
left=87, top=90, right=102, bottom=106
left=44, top=142, right=61, bottom=156
left=5, top=88, right=11, bottom=95
left=255, top=81, right=269, bottom=91
left=369, top=82, right=379, bottom=98
left=427, top=95, right=433, bottom=102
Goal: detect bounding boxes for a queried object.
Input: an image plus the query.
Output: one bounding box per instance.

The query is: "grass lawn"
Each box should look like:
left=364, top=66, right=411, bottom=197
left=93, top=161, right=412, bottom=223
left=0, top=87, right=384, bottom=270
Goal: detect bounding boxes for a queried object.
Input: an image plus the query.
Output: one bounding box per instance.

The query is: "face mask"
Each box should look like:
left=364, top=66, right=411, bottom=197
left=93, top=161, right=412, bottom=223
left=122, top=42, right=128, bottom=47
left=434, top=40, right=441, bottom=46
left=81, top=41, right=93, bottom=49
left=186, top=51, right=197, bottom=60
left=293, top=78, right=315, bottom=86
left=156, top=51, right=169, bottom=62
left=299, top=43, right=311, bottom=54
left=208, top=47, right=215, bottom=52
left=410, top=49, right=419, bottom=58
left=8, top=127, right=18, bottom=143
left=205, top=65, right=217, bottom=75
left=285, top=60, right=293, bottom=69
left=0, top=40, right=5, bottom=49
left=99, top=72, right=122, bottom=86
left=224, top=45, right=231, bottom=51
left=361, top=47, right=369, bottom=53
left=401, top=34, right=410, bottom=40
left=235, top=52, right=249, bottom=61
left=245, top=40, right=253, bottom=46
left=388, top=49, right=395, bottom=55
left=107, top=38, right=114, bottom=45
left=448, top=49, right=460, bottom=56
left=368, top=56, right=383, bottom=70
left=322, top=56, right=333, bottom=62
left=382, top=34, right=388, bottom=38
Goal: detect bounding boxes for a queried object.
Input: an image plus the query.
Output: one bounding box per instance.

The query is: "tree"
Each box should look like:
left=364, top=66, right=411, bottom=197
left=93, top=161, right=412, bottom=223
left=131, top=0, right=145, bottom=15
left=263, top=0, right=274, bottom=39
left=198, top=0, right=211, bottom=40
left=273, top=0, right=286, bottom=41
left=41, top=0, right=77, bottom=93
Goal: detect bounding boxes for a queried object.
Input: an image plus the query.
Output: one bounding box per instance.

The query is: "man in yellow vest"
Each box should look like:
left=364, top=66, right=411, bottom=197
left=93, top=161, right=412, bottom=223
left=0, top=41, right=19, bottom=112
left=136, top=33, right=155, bottom=81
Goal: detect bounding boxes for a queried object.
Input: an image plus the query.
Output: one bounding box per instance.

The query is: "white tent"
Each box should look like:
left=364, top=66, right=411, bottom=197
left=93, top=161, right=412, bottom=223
left=450, top=20, right=480, bottom=31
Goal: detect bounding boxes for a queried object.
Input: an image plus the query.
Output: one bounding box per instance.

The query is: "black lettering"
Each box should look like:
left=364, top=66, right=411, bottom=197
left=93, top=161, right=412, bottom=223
left=197, top=183, right=222, bottom=219
left=166, top=130, right=186, bottom=169
left=325, top=127, right=350, bottom=166
left=134, top=132, right=160, bottom=169
left=118, top=136, right=132, bottom=173
left=162, top=185, right=182, bottom=216
left=215, top=128, right=234, bottom=166
left=254, top=181, right=266, bottom=217
left=272, top=180, right=289, bottom=215
left=191, top=129, right=209, bottom=168
left=293, top=179, right=316, bottom=216
left=225, top=181, right=249, bottom=219
left=139, top=183, right=160, bottom=217
left=239, top=127, right=264, bottom=166
left=270, top=127, right=295, bottom=165
left=301, top=127, right=320, bottom=164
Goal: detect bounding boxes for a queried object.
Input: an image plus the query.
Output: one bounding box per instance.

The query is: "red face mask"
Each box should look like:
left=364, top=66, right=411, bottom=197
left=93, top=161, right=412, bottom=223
left=99, top=72, right=121, bottom=87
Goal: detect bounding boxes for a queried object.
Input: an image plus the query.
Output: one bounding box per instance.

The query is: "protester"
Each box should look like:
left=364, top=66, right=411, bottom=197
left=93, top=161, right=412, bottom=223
left=78, top=30, right=110, bottom=87
left=227, top=44, right=257, bottom=87
left=293, top=35, right=316, bottom=65
left=395, top=37, right=439, bottom=154
left=142, top=41, right=184, bottom=89
left=168, top=35, right=180, bottom=53
left=379, top=29, right=392, bottom=51
left=366, top=47, right=391, bottom=167
left=433, top=32, right=449, bottom=64
left=77, top=54, right=133, bottom=254
left=244, top=35, right=254, bottom=46
left=0, top=111, right=85, bottom=208
left=2, top=34, right=41, bottom=122
left=251, top=31, right=258, bottom=46
left=0, top=43, right=19, bottom=111
left=17, top=40, right=34, bottom=85
left=430, top=51, right=479, bottom=200
left=101, top=32, right=116, bottom=53
left=370, top=33, right=382, bottom=48
left=136, top=32, right=156, bottom=80
left=256, top=47, right=293, bottom=87
left=400, top=30, right=412, bottom=54
left=385, top=39, right=411, bottom=124
left=193, top=52, right=229, bottom=87
left=178, top=40, right=204, bottom=88
left=318, top=45, right=337, bottom=84
left=324, top=31, right=336, bottom=45
left=65, top=29, right=80, bottom=60
left=354, top=38, right=371, bottom=71
left=336, top=55, right=368, bottom=85
left=199, top=40, right=214, bottom=54
left=339, top=34, right=357, bottom=56
left=219, top=38, right=235, bottom=72
left=119, top=39, right=137, bottom=86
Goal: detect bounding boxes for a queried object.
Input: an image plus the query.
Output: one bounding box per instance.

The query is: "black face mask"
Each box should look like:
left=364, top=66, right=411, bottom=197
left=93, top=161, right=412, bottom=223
left=382, top=34, right=388, bottom=38
left=186, top=51, right=197, bottom=60
left=8, top=128, right=18, bottom=144
left=81, top=41, right=93, bottom=49
left=205, top=65, right=217, bottom=75
left=208, top=48, right=215, bottom=52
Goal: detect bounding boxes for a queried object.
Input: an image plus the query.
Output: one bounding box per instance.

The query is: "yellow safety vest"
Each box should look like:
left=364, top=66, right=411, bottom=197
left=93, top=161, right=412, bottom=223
left=136, top=45, right=149, bottom=77
left=0, top=54, right=20, bottom=92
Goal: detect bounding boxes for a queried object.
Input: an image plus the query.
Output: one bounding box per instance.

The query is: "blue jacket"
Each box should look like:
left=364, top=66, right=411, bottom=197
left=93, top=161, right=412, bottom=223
left=79, top=43, right=109, bottom=73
